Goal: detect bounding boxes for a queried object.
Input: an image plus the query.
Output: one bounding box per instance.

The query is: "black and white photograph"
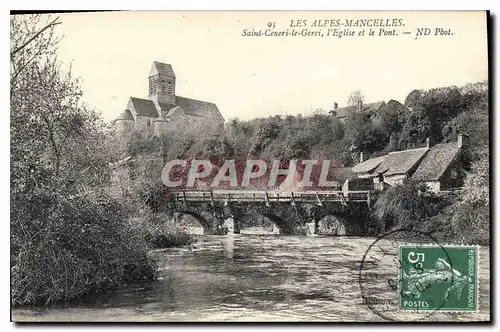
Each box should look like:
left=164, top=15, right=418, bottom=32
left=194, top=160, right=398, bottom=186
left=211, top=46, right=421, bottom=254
left=9, top=10, right=491, bottom=323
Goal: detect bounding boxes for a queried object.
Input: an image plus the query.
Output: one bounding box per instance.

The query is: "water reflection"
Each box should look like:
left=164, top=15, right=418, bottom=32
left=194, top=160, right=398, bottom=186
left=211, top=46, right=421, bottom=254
left=221, top=234, right=235, bottom=259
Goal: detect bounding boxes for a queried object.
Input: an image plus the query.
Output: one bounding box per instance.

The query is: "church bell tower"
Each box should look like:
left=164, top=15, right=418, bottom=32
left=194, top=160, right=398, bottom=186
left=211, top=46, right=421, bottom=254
left=148, top=61, right=176, bottom=105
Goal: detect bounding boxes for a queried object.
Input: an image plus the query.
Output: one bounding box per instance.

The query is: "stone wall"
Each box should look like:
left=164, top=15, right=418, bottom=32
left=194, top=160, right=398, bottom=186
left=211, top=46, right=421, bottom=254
left=135, top=115, right=154, bottom=135
left=115, top=119, right=135, bottom=135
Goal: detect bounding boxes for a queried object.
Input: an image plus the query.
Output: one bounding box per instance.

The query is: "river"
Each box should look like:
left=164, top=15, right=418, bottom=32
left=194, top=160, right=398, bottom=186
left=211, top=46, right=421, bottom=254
left=12, top=234, right=490, bottom=322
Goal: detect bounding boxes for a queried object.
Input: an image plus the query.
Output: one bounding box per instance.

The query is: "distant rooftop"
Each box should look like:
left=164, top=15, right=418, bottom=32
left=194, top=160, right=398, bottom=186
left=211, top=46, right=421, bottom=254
left=330, top=101, right=386, bottom=119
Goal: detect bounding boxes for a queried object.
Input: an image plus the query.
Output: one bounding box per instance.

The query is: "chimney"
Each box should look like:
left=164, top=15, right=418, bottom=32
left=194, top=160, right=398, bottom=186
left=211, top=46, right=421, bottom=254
left=360, top=151, right=364, bottom=163
left=457, top=134, right=463, bottom=148
left=334, top=102, right=338, bottom=110
left=425, top=137, right=430, bottom=148
left=357, top=100, right=363, bottom=113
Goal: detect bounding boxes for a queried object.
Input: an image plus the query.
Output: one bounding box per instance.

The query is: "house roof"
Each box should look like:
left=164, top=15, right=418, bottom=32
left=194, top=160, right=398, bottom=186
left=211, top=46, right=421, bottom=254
left=115, top=109, right=134, bottom=121
left=149, top=61, right=176, bottom=78
left=332, top=101, right=386, bottom=118
left=412, top=143, right=461, bottom=181
left=176, top=96, right=224, bottom=121
left=352, top=155, right=387, bottom=173
left=130, top=97, right=160, bottom=118
left=374, top=147, right=429, bottom=176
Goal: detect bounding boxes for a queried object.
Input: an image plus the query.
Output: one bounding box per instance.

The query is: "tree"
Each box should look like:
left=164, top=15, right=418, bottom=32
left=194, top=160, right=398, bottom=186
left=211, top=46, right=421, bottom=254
left=347, top=90, right=365, bottom=108
left=397, top=108, right=432, bottom=149
left=10, top=15, right=61, bottom=89
left=11, top=14, right=155, bottom=306
left=380, top=100, right=405, bottom=135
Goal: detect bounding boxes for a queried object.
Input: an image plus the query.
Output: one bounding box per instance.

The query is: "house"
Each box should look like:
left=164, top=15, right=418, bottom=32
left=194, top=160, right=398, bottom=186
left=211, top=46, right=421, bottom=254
left=351, top=135, right=466, bottom=193
left=329, top=100, right=387, bottom=123
left=352, top=145, right=429, bottom=187
left=114, top=61, right=225, bottom=138
left=411, top=136, right=464, bottom=192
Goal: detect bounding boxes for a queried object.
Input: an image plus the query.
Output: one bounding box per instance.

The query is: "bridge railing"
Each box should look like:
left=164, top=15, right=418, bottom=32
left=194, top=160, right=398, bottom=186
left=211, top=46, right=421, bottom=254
left=171, top=190, right=372, bottom=204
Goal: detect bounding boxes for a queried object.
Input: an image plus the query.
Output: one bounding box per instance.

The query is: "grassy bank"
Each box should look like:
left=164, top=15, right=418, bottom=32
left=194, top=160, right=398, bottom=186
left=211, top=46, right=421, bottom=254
left=136, top=212, right=196, bottom=249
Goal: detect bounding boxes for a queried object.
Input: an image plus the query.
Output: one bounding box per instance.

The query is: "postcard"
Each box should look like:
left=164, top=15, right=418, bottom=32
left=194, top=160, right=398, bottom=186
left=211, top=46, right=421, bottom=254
left=10, top=10, right=490, bottom=322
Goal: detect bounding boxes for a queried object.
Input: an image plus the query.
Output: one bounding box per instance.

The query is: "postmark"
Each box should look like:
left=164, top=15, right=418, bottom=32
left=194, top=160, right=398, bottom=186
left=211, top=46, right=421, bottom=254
left=358, top=228, right=480, bottom=321
left=399, top=245, right=479, bottom=312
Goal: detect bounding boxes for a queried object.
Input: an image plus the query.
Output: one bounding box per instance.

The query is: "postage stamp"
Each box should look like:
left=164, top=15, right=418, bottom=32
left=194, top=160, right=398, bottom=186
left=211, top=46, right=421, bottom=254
left=399, top=245, right=479, bottom=312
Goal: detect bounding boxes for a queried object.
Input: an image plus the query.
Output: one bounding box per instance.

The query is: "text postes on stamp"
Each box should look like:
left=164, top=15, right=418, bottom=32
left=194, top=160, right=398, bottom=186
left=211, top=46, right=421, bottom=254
left=399, top=245, right=478, bottom=312
left=358, top=228, right=481, bottom=322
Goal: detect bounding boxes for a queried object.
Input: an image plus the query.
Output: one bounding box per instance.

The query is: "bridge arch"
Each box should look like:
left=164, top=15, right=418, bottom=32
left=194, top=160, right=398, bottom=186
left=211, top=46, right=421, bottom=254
left=174, top=211, right=213, bottom=234
left=261, top=213, right=294, bottom=235
left=316, top=214, right=362, bottom=236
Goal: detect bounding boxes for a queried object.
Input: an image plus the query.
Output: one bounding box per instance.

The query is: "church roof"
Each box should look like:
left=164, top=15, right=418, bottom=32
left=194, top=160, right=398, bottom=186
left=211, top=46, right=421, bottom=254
left=164, top=106, right=183, bottom=117
left=115, top=109, right=134, bottom=121
left=176, top=96, right=224, bottom=121
left=130, top=97, right=159, bottom=118
left=149, top=61, right=176, bottom=78
left=158, top=102, right=176, bottom=116
left=412, top=143, right=461, bottom=181
left=153, top=115, right=169, bottom=122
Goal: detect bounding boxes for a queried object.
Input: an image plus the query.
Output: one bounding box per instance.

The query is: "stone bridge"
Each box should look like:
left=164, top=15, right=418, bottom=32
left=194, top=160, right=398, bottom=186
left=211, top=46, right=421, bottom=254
left=164, top=190, right=375, bottom=235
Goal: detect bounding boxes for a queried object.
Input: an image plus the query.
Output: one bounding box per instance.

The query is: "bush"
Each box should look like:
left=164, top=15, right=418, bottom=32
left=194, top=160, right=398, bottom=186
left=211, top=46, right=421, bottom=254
left=136, top=212, right=195, bottom=249
left=11, top=188, right=157, bottom=306
left=371, top=181, right=453, bottom=234
left=449, top=147, right=489, bottom=245
left=371, top=181, right=429, bottom=232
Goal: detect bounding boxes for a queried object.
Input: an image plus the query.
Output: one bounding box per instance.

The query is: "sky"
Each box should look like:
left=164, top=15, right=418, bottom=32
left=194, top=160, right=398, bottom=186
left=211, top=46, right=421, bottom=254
left=51, top=11, right=488, bottom=122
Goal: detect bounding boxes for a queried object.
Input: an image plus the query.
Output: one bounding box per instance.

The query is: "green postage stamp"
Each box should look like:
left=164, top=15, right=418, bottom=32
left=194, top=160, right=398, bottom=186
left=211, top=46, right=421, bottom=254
left=399, top=245, right=479, bottom=312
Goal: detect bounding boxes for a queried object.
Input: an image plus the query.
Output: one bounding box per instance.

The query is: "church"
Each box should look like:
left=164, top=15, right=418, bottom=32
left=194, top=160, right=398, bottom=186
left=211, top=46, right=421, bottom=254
left=114, top=61, right=225, bottom=137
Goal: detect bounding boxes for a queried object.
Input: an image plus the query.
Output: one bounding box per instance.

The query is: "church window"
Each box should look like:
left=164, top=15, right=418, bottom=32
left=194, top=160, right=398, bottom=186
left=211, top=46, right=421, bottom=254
left=161, top=79, right=166, bottom=92
left=167, top=81, right=172, bottom=94
left=152, top=78, right=157, bottom=94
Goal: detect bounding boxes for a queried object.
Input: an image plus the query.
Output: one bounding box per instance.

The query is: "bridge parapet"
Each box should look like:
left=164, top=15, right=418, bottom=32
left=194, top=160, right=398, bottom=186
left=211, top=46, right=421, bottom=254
left=172, top=189, right=373, bottom=206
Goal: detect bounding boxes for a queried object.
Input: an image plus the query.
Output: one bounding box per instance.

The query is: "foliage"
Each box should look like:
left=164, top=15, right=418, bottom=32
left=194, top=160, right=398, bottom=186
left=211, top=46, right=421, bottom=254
left=11, top=14, right=156, bottom=306
left=371, top=180, right=456, bottom=234
left=449, top=147, right=489, bottom=245
left=136, top=212, right=196, bottom=249
left=11, top=190, right=155, bottom=306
